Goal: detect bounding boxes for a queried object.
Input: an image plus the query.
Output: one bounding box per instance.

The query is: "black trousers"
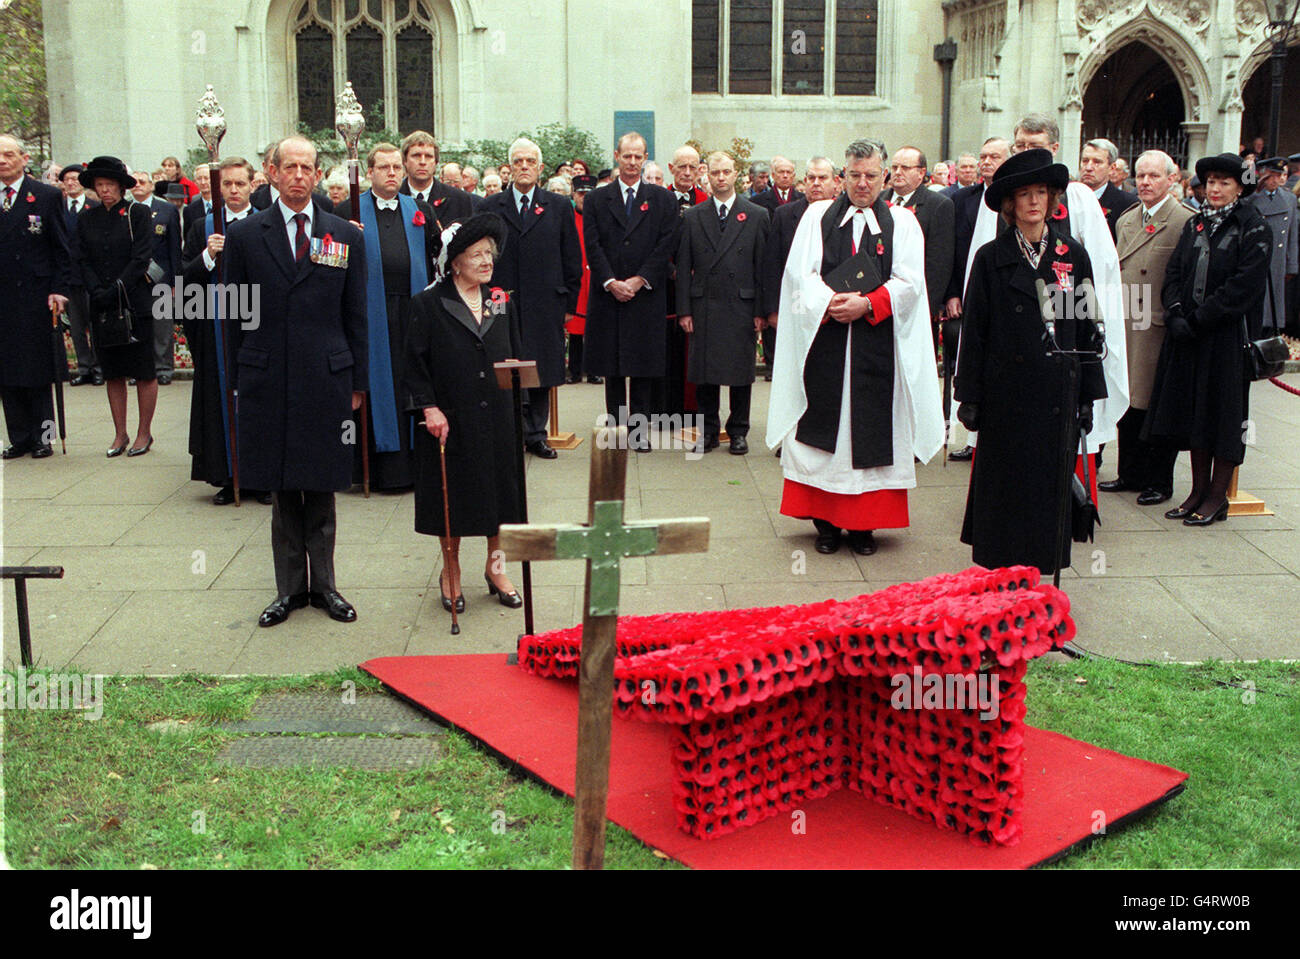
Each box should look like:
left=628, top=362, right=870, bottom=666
left=567, top=333, right=584, bottom=378
left=153, top=301, right=175, bottom=375
left=694, top=383, right=751, bottom=438
left=1115, top=406, right=1177, bottom=496
left=521, top=385, right=550, bottom=445
left=270, top=490, right=337, bottom=597
left=66, top=287, right=100, bottom=375
left=604, top=376, right=655, bottom=424
left=761, top=326, right=777, bottom=375
left=1, top=385, right=55, bottom=450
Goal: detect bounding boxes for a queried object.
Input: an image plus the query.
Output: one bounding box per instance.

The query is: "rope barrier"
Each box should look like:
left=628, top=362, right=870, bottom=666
left=1269, top=375, right=1300, bottom=396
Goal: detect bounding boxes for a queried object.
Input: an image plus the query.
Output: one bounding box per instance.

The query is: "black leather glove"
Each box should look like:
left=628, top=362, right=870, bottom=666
left=1078, top=402, right=1093, bottom=435
left=1165, top=311, right=1194, bottom=342
left=957, top=402, right=980, bottom=432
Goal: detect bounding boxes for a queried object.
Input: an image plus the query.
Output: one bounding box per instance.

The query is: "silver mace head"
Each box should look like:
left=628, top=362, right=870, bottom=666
left=195, top=85, right=227, bottom=160
left=335, top=81, right=365, bottom=158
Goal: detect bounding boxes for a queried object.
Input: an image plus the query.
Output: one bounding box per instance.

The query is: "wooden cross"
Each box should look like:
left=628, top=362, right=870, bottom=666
left=497, top=426, right=709, bottom=869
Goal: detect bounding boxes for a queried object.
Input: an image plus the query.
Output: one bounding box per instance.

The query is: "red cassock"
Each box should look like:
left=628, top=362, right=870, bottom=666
left=566, top=209, right=590, bottom=335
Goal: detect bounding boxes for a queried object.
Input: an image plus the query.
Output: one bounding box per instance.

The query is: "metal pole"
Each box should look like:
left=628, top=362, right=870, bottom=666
left=511, top=369, right=534, bottom=635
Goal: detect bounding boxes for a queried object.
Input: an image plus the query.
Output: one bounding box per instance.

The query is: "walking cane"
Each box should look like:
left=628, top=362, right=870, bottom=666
left=50, top=306, right=67, bottom=454
left=439, top=440, right=459, bottom=635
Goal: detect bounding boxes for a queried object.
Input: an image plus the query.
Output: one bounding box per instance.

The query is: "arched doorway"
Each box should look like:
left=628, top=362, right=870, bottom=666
left=1081, top=40, right=1187, bottom=167
left=1241, top=45, right=1300, bottom=157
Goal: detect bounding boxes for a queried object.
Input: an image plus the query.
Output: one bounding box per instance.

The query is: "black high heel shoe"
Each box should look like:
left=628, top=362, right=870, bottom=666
left=440, top=570, right=465, bottom=613
left=106, top=441, right=128, bottom=458
left=1165, top=497, right=1203, bottom=520
left=127, top=435, right=153, bottom=457
left=485, top=574, right=523, bottom=608
left=1183, top=499, right=1229, bottom=527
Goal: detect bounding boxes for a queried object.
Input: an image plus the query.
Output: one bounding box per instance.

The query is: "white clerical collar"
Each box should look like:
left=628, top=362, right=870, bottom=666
left=1141, top=195, right=1169, bottom=218
left=839, top=204, right=881, bottom=233
left=713, top=194, right=736, bottom=214
left=375, top=194, right=399, bottom=211
left=279, top=198, right=311, bottom=229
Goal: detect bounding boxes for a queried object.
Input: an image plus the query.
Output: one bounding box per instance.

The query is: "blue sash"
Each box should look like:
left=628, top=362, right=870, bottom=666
left=204, top=213, right=233, bottom=476
left=359, top=190, right=428, bottom=451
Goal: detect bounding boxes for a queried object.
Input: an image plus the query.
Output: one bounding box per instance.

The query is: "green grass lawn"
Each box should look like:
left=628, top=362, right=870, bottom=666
left=2, top=657, right=1296, bottom=869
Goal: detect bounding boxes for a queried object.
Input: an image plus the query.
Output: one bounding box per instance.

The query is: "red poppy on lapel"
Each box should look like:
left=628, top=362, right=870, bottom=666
left=433, top=197, right=445, bottom=207
left=1195, top=222, right=1204, bottom=232
left=490, top=286, right=510, bottom=304
left=736, top=212, right=747, bottom=223
left=1054, top=241, right=1068, bottom=256
left=1145, top=223, right=1156, bottom=234
left=26, top=193, right=34, bottom=203
left=534, top=204, right=544, bottom=215
left=1100, top=207, right=1109, bottom=217
left=411, top=210, right=426, bottom=226
left=1052, top=203, right=1067, bottom=220
left=640, top=201, right=649, bottom=212
left=118, top=207, right=127, bottom=217
left=876, top=239, right=885, bottom=256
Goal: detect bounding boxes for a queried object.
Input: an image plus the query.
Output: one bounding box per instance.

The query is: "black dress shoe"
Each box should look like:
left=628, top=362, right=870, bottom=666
left=255, top=490, right=273, bottom=505
left=847, top=530, right=878, bottom=556
left=1183, top=500, right=1229, bottom=527
left=485, top=575, right=524, bottom=608
left=1136, top=489, right=1171, bottom=506
left=310, top=589, right=357, bottom=622
left=31, top=445, right=53, bottom=458
left=92, top=372, right=105, bottom=385
left=729, top=435, right=749, bottom=455
left=258, top=592, right=309, bottom=627
left=1098, top=478, right=1136, bottom=493
left=526, top=440, right=558, bottom=459
left=1, top=444, right=30, bottom=459
left=586, top=375, right=604, bottom=385
left=814, top=530, right=842, bottom=554
left=70, top=374, right=91, bottom=386
left=949, top=445, right=974, bottom=461
left=694, top=434, right=720, bottom=454
left=1165, top=498, right=1202, bottom=520
left=440, top=571, right=465, bottom=613
left=212, top=486, right=236, bottom=506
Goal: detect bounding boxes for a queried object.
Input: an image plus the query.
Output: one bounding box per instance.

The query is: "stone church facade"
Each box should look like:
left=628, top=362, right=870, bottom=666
left=42, top=0, right=1299, bottom=173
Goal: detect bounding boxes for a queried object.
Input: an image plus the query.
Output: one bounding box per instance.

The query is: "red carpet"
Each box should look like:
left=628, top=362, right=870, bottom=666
left=361, top=654, right=1187, bottom=868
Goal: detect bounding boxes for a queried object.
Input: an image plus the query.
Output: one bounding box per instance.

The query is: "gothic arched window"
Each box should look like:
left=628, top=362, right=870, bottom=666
left=292, top=0, right=437, bottom=133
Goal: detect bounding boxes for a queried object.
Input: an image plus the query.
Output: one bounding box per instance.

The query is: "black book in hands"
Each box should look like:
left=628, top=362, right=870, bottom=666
left=823, top=249, right=883, bottom=295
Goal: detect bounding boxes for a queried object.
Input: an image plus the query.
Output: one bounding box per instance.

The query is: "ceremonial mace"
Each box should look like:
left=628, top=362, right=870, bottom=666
left=50, top=306, right=67, bottom=454
left=196, top=85, right=239, bottom=506
left=336, top=81, right=371, bottom=497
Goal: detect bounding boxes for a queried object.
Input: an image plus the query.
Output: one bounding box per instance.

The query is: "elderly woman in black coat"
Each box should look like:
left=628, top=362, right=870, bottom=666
left=405, top=214, right=525, bottom=616
left=955, top=149, right=1108, bottom=575
left=1143, top=154, right=1271, bottom=526
left=73, top=156, right=159, bottom=457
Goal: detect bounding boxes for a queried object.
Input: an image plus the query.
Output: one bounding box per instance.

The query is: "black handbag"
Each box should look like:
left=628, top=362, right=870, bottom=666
left=1243, top=267, right=1289, bottom=381
left=92, top=278, right=139, bottom=349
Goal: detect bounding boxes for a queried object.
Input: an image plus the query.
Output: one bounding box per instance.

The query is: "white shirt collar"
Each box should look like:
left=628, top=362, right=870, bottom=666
left=838, top=204, right=881, bottom=233
left=269, top=184, right=280, bottom=203
left=1141, top=195, right=1169, bottom=218
left=408, top=182, right=432, bottom=202
left=620, top=178, right=641, bottom=200
left=3, top=174, right=24, bottom=194
left=225, top=205, right=250, bottom=221
left=279, top=197, right=311, bottom=230
left=1092, top=183, right=1107, bottom=199
left=713, top=194, right=736, bottom=214
left=893, top=189, right=914, bottom=207
left=512, top=186, right=534, bottom=207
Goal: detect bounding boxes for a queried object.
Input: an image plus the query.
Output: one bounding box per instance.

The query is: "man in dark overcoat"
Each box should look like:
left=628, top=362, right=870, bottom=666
left=225, top=136, right=368, bottom=628
left=882, top=146, right=955, bottom=322
left=676, top=151, right=768, bottom=455
left=0, top=135, right=70, bottom=459
left=582, top=131, right=679, bottom=451
left=1079, top=138, right=1139, bottom=240
left=1246, top=156, right=1298, bottom=337
left=479, top=136, right=582, bottom=458
left=397, top=131, right=476, bottom=227
left=59, top=163, right=101, bottom=386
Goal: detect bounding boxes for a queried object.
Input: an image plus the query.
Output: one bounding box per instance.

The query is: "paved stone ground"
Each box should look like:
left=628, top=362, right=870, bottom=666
left=4, top=373, right=1299, bottom=673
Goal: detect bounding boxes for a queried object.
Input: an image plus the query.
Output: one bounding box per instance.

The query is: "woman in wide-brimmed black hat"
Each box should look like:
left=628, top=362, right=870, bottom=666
left=954, top=149, right=1108, bottom=574
left=404, top=213, right=526, bottom=617
left=73, top=156, right=159, bottom=457
left=1141, top=153, right=1271, bottom=526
